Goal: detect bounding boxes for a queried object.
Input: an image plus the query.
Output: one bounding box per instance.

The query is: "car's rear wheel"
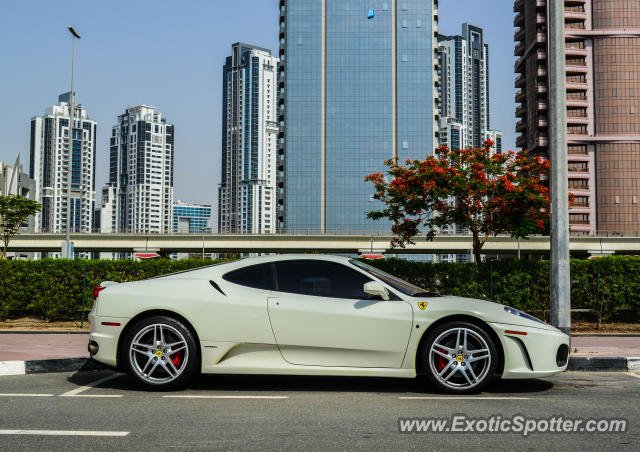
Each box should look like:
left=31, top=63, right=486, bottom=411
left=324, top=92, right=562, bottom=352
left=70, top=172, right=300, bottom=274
left=122, top=315, right=198, bottom=390
left=422, top=321, right=497, bottom=394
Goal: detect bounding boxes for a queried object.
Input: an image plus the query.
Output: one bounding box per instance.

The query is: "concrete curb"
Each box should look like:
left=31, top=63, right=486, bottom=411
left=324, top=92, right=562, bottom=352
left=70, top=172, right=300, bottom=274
left=0, top=357, right=104, bottom=376
left=1, top=356, right=639, bottom=377
left=568, top=356, right=640, bottom=372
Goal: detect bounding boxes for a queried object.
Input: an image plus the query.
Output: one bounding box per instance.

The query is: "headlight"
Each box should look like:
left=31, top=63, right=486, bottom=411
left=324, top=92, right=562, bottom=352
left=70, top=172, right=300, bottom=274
left=504, top=306, right=546, bottom=324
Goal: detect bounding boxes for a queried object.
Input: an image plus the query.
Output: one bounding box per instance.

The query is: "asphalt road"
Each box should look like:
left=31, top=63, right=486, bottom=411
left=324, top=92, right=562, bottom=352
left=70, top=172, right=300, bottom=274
left=0, top=371, right=638, bottom=451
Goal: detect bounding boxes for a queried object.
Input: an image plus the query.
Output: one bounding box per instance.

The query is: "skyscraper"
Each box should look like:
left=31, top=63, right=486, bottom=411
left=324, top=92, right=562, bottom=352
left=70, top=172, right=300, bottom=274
left=218, top=43, right=279, bottom=234
left=278, top=1, right=440, bottom=233
left=514, top=0, right=640, bottom=235
left=173, top=200, right=213, bottom=233
left=438, top=24, right=502, bottom=152
left=29, top=93, right=97, bottom=233
left=106, top=105, right=174, bottom=234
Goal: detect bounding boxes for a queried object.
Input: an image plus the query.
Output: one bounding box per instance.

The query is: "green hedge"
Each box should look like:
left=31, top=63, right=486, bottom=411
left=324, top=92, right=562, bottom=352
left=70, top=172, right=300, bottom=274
left=0, top=258, right=219, bottom=321
left=1, top=256, right=639, bottom=322
left=365, top=256, right=640, bottom=322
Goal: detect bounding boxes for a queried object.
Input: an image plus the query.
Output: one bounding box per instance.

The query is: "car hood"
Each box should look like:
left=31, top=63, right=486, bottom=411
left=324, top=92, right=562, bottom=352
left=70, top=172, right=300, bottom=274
left=412, top=295, right=560, bottom=332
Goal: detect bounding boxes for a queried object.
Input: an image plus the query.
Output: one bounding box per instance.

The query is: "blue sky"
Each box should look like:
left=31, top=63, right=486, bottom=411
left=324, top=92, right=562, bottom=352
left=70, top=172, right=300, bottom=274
left=0, top=0, right=515, bottom=208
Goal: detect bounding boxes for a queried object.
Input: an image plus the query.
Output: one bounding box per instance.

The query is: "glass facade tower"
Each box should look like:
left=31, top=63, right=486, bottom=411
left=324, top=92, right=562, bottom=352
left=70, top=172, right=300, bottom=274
left=278, top=0, right=439, bottom=234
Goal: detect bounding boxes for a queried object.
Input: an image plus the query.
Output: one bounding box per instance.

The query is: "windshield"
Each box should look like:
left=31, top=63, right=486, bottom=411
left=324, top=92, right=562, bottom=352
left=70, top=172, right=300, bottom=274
left=349, top=259, right=440, bottom=297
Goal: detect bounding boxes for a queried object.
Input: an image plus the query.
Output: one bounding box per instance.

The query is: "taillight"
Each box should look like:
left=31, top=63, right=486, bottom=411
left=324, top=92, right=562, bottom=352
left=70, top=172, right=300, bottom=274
left=93, top=285, right=106, bottom=300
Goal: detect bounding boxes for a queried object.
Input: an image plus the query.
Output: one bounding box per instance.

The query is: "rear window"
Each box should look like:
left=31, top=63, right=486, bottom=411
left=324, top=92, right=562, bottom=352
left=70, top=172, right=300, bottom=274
left=222, top=263, right=275, bottom=290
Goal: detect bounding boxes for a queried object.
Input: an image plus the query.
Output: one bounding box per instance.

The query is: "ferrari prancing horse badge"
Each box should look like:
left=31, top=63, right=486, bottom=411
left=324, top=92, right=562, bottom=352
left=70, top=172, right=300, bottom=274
left=418, top=302, right=428, bottom=311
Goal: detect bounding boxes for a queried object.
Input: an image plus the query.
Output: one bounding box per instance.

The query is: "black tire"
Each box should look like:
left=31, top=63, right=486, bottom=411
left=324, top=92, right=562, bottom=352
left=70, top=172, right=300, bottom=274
left=121, top=315, right=199, bottom=390
left=421, top=321, right=497, bottom=394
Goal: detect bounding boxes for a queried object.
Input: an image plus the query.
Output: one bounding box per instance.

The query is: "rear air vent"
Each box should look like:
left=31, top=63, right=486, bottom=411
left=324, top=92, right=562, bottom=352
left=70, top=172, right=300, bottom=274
left=209, top=280, right=226, bottom=296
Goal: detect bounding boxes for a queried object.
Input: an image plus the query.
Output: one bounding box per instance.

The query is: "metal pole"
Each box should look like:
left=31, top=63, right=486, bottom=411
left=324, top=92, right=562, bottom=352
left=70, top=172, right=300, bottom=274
left=80, top=262, right=87, bottom=328
left=548, top=1, right=571, bottom=335
left=64, top=27, right=80, bottom=259
left=202, top=228, right=205, bottom=260
left=596, top=260, right=601, bottom=330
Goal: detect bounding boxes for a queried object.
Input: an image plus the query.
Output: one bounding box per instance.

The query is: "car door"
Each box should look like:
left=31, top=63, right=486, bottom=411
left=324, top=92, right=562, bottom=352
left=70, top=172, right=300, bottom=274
left=267, top=260, right=413, bottom=368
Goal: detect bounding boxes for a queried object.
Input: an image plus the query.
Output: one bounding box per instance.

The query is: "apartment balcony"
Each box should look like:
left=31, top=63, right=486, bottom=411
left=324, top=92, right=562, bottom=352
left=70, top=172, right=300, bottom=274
left=514, top=0, right=524, bottom=13
left=538, top=134, right=549, bottom=147
left=516, top=134, right=527, bottom=148
left=514, top=27, right=525, bottom=42
left=566, top=46, right=587, bottom=57
left=514, top=12, right=524, bottom=27
left=537, top=83, right=548, bottom=94
left=516, top=104, right=526, bottom=118
left=515, top=41, right=525, bottom=57
left=537, top=67, right=548, bottom=77
left=538, top=100, right=548, bottom=111
left=538, top=118, right=549, bottom=128
left=537, top=32, right=547, bottom=43
left=515, top=74, right=525, bottom=88
left=515, top=89, right=525, bottom=103
left=567, top=115, right=589, bottom=125
left=566, top=64, right=588, bottom=74
left=566, top=81, right=588, bottom=91
left=566, top=98, right=589, bottom=108
left=516, top=120, right=526, bottom=132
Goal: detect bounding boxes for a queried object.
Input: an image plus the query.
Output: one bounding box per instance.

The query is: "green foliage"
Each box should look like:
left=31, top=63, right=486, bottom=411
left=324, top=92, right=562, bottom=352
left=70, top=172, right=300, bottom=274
left=365, top=142, right=554, bottom=264
left=364, top=256, right=640, bottom=322
left=0, top=256, right=638, bottom=323
left=0, top=195, right=42, bottom=258
left=0, top=258, right=223, bottom=321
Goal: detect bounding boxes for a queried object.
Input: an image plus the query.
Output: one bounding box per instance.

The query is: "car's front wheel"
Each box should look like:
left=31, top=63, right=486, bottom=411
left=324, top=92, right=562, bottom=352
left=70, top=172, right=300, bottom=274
left=422, top=321, right=498, bottom=394
left=122, top=315, right=198, bottom=389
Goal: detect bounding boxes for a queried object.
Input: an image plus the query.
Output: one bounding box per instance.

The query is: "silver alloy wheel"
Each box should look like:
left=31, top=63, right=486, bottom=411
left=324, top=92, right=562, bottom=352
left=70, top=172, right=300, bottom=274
left=129, top=323, right=190, bottom=385
left=428, top=327, right=492, bottom=390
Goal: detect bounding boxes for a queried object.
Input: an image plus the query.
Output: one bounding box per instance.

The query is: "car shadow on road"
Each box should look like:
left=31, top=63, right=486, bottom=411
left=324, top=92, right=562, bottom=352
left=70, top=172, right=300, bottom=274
left=68, top=370, right=553, bottom=395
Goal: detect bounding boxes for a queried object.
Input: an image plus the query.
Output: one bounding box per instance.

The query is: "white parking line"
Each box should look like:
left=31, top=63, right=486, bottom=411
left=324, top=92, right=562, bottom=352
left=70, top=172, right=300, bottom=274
left=0, top=429, right=129, bottom=437
left=0, top=393, right=54, bottom=397
left=163, top=395, right=289, bottom=399
left=60, top=373, right=123, bottom=397
left=399, top=396, right=530, bottom=400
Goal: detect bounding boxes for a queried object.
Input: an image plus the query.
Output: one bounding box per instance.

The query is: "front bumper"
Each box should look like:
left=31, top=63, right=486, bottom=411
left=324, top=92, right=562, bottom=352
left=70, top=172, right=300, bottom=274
left=491, top=322, right=570, bottom=379
left=88, top=311, right=128, bottom=368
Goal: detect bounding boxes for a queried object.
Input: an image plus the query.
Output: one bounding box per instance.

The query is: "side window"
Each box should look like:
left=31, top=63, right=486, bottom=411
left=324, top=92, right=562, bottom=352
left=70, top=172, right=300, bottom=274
left=275, top=261, right=373, bottom=299
left=222, top=263, right=274, bottom=290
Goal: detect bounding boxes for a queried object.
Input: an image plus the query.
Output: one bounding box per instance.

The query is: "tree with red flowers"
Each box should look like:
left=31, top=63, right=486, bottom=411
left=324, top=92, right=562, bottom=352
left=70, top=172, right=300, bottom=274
left=365, top=140, right=557, bottom=264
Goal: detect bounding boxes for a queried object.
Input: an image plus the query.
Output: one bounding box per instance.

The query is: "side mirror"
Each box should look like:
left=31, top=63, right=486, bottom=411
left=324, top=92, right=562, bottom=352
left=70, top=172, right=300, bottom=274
left=364, top=281, right=390, bottom=301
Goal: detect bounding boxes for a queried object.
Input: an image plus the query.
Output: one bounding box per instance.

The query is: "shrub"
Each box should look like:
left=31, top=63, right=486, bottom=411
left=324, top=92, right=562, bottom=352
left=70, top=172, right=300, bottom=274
left=0, top=258, right=221, bottom=321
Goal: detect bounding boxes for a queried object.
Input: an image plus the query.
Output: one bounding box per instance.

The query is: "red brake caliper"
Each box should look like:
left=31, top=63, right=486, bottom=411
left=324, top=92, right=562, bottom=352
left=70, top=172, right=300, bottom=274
left=435, top=347, right=448, bottom=371
left=172, top=351, right=183, bottom=367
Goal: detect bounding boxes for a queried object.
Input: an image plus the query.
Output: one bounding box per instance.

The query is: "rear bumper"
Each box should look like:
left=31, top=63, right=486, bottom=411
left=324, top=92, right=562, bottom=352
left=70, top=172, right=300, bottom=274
left=88, top=311, right=128, bottom=368
left=491, top=322, right=570, bottom=379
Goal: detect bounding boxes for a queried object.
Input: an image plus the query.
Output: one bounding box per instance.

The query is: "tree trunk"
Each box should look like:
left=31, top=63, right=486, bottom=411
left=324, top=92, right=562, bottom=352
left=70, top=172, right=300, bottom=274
left=472, top=232, right=482, bottom=265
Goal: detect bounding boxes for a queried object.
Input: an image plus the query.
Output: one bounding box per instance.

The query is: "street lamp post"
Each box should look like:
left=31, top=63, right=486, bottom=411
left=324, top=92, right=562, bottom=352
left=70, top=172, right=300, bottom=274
left=548, top=3, right=571, bottom=335
left=202, top=227, right=206, bottom=260
left=62, top=26, right=81, bottom=259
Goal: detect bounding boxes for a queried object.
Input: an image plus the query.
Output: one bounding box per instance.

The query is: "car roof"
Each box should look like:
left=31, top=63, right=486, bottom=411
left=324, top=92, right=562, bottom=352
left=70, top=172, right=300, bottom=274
left=229, top=254, right=353, bottom=266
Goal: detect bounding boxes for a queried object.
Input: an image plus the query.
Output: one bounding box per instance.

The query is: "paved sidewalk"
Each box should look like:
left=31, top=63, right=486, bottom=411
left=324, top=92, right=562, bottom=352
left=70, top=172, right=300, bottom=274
left=0, top=333, right=89, bottom=361
left=571, top=335, right=640, bottom=357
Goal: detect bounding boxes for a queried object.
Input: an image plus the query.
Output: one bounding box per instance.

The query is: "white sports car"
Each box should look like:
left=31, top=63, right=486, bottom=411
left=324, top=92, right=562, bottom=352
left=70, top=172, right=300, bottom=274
left=88, top=254, right=570, bottom=393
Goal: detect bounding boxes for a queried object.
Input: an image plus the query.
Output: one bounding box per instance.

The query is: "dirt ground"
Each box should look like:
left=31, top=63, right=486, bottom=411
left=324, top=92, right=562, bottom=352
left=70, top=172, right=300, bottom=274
left=0, top=317, right=638, bottom=334
left=0, top=317, right=90, bottom=332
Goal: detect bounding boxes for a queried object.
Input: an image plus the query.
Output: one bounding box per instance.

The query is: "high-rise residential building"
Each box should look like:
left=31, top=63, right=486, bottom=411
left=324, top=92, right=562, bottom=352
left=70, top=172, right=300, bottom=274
left=218, top=43, right=279, bottom=234
left=29, top=93, right=97, bottom=233
left=173, top=200, right=213, bottom=233
left=514, top=0, right=640, bottom=235
left=106, top=105, right=174, bottom=234
left=278, top=1, right=440, bottom=233
left=1, top=154, right=37, bottom=231
left=438, top=23, right=502, bottom=151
